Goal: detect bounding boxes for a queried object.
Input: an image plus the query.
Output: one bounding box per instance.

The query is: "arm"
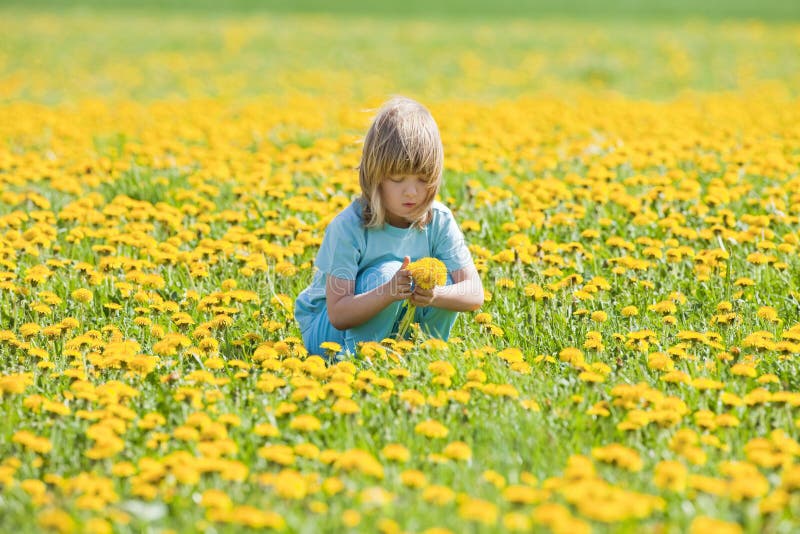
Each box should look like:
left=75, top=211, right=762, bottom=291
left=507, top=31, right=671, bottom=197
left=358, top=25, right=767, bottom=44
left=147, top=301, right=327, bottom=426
left=326, top=257, right=413, bottom=331
left=410, top=263, right=484, bottom=312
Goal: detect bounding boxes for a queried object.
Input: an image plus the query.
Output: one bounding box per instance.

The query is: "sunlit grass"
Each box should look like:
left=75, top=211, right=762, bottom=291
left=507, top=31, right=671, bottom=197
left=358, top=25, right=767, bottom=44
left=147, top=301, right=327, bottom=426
left=1, top=8, right=800, bottom=534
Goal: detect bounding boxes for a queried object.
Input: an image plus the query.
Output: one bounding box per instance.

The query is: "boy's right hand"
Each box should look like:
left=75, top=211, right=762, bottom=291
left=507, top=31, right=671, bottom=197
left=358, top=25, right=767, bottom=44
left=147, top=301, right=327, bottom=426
left=388, top=256, right=413, bottom=301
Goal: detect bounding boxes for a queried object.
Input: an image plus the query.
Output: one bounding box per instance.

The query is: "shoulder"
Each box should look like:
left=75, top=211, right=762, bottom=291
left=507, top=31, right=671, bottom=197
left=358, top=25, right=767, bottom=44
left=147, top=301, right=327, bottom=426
left=327, top=199, right=365, bottom=234
left=428, top=200, right=458, bottom=228
left=427, top=201, right=465, bottom=248
left=426, top=201, right=472, bottom=269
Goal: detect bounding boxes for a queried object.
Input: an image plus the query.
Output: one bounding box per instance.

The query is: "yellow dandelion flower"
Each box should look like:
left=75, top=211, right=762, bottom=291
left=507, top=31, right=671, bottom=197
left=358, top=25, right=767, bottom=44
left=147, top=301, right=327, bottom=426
left=503, top=512, right=531, bottom=531
left=396, top=257, right=448, bottom=337
left=653, top=460, right=688, bottom=491
left=414, top=419, right=449, bottom=439
left=482, top=469, right=506, bottom=488
left=407, top=257, right=447, bottom=290
left=559, top=347, right=584, bottom=364
left=320, top=341, right=342, bottom=353
left=258, top=444, right=295, bottom=466
left=333, top=449, right=384, bottom=479
left=756, top=306, right=780, bottom=323
left=382, top=444, right=410, bottom=463
left=19, top=323, right=41, bottom=337
left=71, top=288, right=93, bottom=303
left=591, top=443, right=643, bottom=471
left=289, top=414, right=321, bottom=432
left=322, top=477, right=344, bottom=495
left=458, top=497, right=498, bottom=525
left=474, top=312, right=492, bottom=324
left=442, top=441, right=472, bottom=461
left=400, top=469, right=428, bottom=488
left=502, top=485, right=547, bottom=505
left=689, top=516, right=742, bottom=534
left=341, top=510, right=361, bottom=528
left=428, top=360, right=456, bottom=377
left=578, top=371, right=605, bottom=383
left=332, top=398, right=360, bottom=415
left=37, top=509, right=75, bottom=534
left=422, top=485, right=455, bottom=506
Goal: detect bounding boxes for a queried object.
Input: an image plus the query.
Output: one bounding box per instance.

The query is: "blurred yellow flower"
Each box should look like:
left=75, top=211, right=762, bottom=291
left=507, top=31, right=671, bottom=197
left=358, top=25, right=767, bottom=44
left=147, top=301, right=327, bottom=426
left=415, top=419, right=449, bottom=439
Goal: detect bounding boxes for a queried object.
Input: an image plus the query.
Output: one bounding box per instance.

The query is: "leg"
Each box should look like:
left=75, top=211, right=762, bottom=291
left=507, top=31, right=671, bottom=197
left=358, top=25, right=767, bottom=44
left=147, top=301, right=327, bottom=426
left=413, top=272, right=458, bottom=340
left=300, top=306, right=346, bottom=360
left=343, top=261, right=405, bottom=354
left=414, top=305, right=458, bottom=340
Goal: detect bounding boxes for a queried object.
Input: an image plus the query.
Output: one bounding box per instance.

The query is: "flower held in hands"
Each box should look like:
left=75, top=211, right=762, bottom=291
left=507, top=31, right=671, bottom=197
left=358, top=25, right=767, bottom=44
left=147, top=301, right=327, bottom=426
left=397, top=257, right=447, bottom=338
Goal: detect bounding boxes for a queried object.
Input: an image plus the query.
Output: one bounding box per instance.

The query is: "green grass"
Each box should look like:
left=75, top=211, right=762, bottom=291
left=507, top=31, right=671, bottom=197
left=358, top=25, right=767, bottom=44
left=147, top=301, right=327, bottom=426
left=2, top=0, right=799, bottom=20
left=1, top=10, right=799, bottom=105
left=1, top=6, right=799, bottom=534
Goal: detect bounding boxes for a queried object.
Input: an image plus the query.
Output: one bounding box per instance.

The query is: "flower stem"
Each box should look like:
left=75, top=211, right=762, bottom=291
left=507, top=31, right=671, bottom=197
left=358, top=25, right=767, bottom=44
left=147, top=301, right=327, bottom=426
left=396, top=301, right=417, bottom=339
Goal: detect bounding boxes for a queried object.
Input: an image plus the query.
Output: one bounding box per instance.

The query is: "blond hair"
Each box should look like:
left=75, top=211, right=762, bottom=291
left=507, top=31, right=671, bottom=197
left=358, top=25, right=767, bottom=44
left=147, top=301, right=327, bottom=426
left=358, top=97, right=443, bottom=229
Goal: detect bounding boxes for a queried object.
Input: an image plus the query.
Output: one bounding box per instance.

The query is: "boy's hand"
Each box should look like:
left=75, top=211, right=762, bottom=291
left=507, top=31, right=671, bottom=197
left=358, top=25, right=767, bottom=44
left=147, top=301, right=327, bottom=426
left=388, top=256, right=413, bottom=301
left=411, top=286, right=437, bottom=307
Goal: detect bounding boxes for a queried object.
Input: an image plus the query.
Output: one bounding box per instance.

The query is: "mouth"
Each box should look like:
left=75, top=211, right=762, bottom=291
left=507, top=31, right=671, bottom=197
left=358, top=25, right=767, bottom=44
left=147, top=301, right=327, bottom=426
left=402, top=202, right=416, bottom=208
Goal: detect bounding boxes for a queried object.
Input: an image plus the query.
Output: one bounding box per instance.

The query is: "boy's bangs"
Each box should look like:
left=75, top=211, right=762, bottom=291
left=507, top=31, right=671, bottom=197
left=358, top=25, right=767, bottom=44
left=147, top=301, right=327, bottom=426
left=380, top=131, right=442, bottom=186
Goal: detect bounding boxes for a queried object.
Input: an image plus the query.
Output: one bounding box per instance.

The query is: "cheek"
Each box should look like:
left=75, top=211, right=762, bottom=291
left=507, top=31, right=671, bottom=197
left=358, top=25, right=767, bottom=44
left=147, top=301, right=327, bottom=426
left=381, top=183, right=400, bottom=200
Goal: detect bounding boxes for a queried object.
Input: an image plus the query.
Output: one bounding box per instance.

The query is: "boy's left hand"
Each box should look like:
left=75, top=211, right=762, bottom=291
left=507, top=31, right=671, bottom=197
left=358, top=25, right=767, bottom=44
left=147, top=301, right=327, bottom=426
left=410, top=286, right=437, bottom=307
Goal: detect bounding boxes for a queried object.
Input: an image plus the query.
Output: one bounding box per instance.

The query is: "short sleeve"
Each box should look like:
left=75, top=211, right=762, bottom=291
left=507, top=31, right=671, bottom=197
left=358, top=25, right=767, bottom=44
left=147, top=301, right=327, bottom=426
left=432, top=207, right=474, bottom=273
left=314, top=210, right=363, bottom=281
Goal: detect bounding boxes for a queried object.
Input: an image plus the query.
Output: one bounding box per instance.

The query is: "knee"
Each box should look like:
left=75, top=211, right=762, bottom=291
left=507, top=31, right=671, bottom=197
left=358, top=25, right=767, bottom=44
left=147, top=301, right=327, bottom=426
left=301, top=311, right=345, bottom=358
left=355, top=261, right=403, bottom=294
left=416, top=306, right=458, bottom=336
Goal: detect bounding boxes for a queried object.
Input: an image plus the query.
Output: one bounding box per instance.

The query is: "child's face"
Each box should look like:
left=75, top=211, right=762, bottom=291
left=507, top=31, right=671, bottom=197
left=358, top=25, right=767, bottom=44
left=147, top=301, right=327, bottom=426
left=380, top=174, right=428, bottom=228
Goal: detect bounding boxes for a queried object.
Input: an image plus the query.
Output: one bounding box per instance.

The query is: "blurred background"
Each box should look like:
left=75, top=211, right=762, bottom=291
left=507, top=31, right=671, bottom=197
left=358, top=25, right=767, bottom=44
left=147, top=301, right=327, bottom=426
left=1, top=0, right=798, bottom=104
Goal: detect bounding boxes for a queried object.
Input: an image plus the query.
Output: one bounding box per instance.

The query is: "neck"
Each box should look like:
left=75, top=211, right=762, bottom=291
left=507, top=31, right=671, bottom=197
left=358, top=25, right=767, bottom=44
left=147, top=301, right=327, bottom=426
left=386, top=213, right=411, bottom=228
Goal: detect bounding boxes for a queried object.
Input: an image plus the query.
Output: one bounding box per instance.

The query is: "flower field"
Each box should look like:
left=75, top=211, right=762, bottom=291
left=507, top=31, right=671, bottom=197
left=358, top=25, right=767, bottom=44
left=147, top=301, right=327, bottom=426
left=1, top=6, right=800, bottom=533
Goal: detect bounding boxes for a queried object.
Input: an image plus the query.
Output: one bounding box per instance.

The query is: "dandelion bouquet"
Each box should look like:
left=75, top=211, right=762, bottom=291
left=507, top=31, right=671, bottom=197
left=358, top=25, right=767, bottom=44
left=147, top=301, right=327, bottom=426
left=396, top=257, right=447, bottom=339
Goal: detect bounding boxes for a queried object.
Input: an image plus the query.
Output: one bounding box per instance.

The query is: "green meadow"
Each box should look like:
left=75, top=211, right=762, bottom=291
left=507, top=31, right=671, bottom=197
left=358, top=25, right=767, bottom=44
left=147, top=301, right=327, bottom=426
left=1, top=2, right=799, bottom=533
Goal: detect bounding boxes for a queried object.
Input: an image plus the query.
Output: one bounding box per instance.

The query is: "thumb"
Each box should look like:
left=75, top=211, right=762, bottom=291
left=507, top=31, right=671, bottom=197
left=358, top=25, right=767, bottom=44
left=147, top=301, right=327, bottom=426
left=401, top=256, right=410, bottom=269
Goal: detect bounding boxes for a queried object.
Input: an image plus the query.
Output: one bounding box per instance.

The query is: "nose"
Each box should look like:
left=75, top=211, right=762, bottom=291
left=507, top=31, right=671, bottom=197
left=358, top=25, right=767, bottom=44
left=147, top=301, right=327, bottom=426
left=404, top=181, right=418, bottom=196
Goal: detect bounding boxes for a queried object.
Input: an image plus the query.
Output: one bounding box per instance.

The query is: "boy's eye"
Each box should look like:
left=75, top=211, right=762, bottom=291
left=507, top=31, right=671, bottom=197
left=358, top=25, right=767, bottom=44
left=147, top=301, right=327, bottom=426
left=389, top=175, right=425, bottom=183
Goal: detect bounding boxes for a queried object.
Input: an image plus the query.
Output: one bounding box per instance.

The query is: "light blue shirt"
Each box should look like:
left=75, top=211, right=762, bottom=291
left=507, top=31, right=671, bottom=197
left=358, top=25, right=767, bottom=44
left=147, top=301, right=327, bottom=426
left=295, top=198, right=474, bottom=328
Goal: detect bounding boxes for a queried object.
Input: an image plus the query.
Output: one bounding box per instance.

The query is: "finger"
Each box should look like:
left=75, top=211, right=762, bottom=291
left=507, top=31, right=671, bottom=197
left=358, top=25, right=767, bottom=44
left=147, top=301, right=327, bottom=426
left=401, top=256, right=410, bottom=269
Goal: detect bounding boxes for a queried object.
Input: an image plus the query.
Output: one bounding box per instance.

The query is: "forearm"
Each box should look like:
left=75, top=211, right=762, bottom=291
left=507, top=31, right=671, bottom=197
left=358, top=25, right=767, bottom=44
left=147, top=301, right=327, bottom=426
left=432, top=279, right=483, bottom=312
left=328, top=281, right=396, bottom=330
